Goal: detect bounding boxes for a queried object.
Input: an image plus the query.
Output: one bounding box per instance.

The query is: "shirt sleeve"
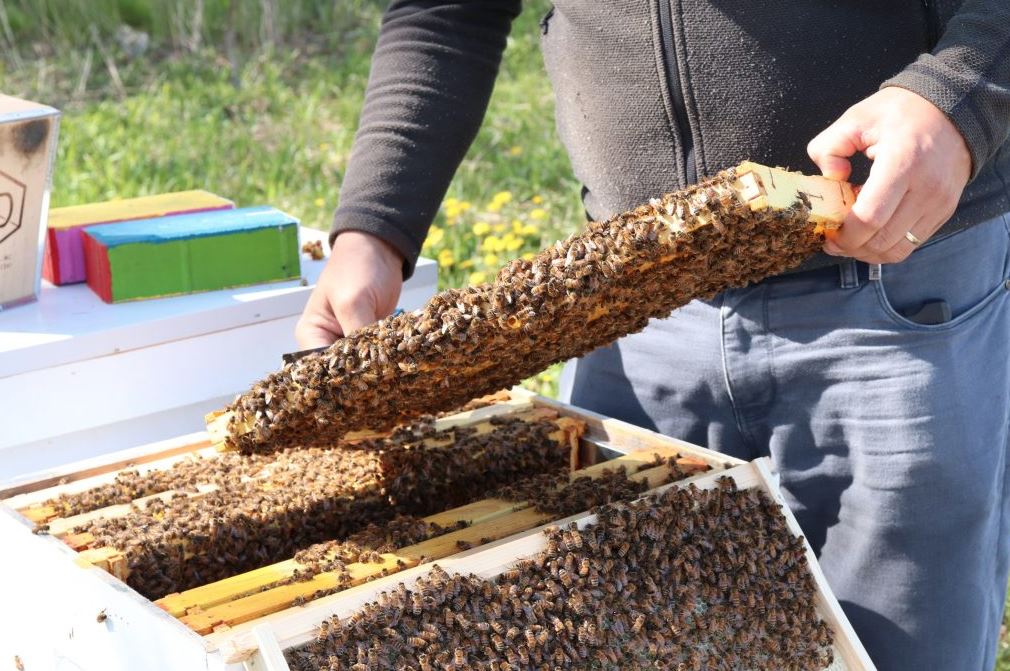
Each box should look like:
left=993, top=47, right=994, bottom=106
left=881, top=0, right=1010, bottom=181
left=329, top=0, right=522, bottom=278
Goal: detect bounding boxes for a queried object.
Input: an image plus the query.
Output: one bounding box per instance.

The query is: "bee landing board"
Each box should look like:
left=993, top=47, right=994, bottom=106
left=0, top=391, right=740, bottom=671
left=240, top=460, right=876, bottom=671
left=221, top=162, right=856, bottom=455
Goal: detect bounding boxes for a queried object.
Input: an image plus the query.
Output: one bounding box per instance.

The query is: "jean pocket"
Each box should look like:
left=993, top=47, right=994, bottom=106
left=874, top=215, right=1010, bottom=332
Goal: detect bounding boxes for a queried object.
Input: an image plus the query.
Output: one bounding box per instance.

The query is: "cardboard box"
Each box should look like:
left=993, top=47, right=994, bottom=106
left=0, top=95, right=60, bottom=310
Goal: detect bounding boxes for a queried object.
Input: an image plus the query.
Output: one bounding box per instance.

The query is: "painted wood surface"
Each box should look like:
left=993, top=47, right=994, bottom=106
left=82, top=206, right=300, bottom=303
left=44, top=189, right=233, bottom=285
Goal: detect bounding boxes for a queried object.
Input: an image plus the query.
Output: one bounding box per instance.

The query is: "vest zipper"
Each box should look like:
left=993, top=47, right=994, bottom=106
left=921, top=0, right=938, bottom=46
left=656, top=0, right=696, bottom=184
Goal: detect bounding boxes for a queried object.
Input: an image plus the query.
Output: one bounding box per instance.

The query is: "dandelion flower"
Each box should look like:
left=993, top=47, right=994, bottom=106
left=483, top=253, right=500, bottom=267
left=531, top=195, right=544, bottom=205
left=509, top=145, right=522, bottom=156
left=482, top=235, right=502, bottom=252
left=437, top=249, right=455, bottom=267
left=529, top=208, right=547, bottom=221
left=472, top=221, right=491, bottom=236
left=468, top=271, right=487, bottom=284
left=314, top=197, right=326, bottom=208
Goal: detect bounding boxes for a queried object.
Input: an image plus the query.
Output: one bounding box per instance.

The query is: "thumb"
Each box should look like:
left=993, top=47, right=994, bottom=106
left=334, top=290, right=378, bottom=336
left=807, top=118, right=865, bottom=182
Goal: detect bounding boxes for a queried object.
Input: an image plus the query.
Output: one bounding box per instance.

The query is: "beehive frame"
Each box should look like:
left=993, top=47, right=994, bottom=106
left=0, top=390, right=759, bottom=671
left=235, top=459, right=876, bottom=671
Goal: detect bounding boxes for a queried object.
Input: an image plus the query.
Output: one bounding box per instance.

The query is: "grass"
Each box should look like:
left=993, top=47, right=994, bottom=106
left=2, top=4, right=1010, bottom=661
left=0, top=0, right=577, bottom=395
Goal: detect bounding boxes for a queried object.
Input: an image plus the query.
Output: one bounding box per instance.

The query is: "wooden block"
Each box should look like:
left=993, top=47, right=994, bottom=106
left=733, top=161, right=856, bottom=229
left=82, top=206, right=300, bottom=303
left=44, top=190, right=233, bottom=285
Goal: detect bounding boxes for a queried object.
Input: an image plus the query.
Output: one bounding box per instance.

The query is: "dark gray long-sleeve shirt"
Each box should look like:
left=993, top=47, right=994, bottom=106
left=332, top=0, right=1010, bottom=278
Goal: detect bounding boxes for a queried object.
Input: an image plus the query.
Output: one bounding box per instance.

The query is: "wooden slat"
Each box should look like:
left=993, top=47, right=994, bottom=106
left=523, top=390, right=745, bottom=468
left=4, top=438, right=220, bottom=523
left=159, top=446, right=688, bottom=620
left=0, top=435, right=215, bottom=502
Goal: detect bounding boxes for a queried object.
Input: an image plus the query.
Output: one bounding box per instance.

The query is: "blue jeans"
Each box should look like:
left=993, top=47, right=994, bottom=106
left=560, top=214, right=1010, bottom=670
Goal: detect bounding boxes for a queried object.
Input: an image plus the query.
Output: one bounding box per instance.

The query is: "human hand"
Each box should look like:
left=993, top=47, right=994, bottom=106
left=295, top=231, right=404, bottom=348
left=807, top=87, right=972, bottom=264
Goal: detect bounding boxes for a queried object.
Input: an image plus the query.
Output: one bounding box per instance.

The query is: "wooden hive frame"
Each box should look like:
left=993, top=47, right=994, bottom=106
left=0, top=390, right=748, bottom=670
left=230, top=459, right=877, bottom=671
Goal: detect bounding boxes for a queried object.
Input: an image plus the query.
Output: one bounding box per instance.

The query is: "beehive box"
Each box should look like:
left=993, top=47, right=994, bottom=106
left=0, top=391, right=873, bottom=670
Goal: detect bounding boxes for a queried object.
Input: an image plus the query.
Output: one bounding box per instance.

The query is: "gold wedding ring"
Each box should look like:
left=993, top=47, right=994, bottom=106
left=904, top=231, right=924, bottom=247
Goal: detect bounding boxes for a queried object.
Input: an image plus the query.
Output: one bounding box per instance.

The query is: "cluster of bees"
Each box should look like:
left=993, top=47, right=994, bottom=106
left=225, top=166, right=829, bottom=454
left=493, top=455, right=698, bottom=517
left=287, top=477, right=834, bottom=671
left=57, top=415, right=572, bottom=600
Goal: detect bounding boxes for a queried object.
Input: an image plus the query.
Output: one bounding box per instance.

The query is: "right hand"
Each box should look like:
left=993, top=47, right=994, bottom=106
left=295, top=231, right=404, bottom=349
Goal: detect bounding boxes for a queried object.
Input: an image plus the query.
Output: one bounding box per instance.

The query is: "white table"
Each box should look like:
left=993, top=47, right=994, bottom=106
left=0, top=227, right=437, bottom=480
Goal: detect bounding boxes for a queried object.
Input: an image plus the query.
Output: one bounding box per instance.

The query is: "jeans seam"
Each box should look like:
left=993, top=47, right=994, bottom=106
left=986, top=410, right=1010, bottom=665
left=762, top=283, right=778, bottom=448
left=719, top=292, right=757, bottom=454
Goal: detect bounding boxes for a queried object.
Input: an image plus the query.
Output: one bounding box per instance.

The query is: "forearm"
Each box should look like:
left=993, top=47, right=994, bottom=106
left=881, top=0, right=1010, bottom=179
left=331, top=0, right=520, bottom=277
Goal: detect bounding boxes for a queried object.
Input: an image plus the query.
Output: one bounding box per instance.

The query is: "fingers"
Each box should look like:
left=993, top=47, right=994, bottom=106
left=807, top=119, right=864, bottom=182
left=295, top=287, right=343, bottom=349
left=827, top=148, right=910, bottom=257
left=333, top=289, right=378, bottom=337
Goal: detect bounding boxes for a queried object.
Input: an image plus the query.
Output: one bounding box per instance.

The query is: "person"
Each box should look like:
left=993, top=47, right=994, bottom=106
left=296, top=2, right=1010, bottom=668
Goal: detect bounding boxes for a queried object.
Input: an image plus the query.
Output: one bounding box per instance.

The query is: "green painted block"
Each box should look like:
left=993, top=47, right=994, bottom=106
left=82, top=206, right=301, bottom=302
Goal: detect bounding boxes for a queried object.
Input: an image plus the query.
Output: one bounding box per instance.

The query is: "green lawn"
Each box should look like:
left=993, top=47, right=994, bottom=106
left=2, top=2, right=1008, bottom=665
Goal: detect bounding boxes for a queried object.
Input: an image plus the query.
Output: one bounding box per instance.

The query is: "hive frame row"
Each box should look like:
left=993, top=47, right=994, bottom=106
left=0, top=390, right=743, bottom=671
left=236, top=458, right=876, bottom=671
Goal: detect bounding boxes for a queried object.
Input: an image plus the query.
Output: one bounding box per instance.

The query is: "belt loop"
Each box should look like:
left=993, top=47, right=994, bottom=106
left=838, top=260, right=859, bottom=289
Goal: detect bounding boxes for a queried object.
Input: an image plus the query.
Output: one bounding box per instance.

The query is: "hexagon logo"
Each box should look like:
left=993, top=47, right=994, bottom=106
left=0, top=169, right=27, bottom=246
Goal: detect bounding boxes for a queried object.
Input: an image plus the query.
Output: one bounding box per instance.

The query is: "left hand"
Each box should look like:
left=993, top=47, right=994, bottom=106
left=807, top=87, right=972, bottom=264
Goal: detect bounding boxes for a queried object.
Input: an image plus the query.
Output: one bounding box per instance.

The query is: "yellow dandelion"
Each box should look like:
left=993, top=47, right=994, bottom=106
left=531, top=195, right=544, bottom=205
left=493, top=223, right=507, bottom=234
left=314, top=197, right=326, bottom=208
left=458, top=201, right=472, bottom=211
left=472, top=221, right=491, bottom=236
left=522, top=224, right=539, bottom=236
left=482, top=235, right=502, bottom=252
left=486, top=202, right=502, bottom=213
left=503, top=234, right=523, bottom=252
left=460, top=259, right=475, bottom=269
left=509, top=145, right=522, bottom=156
left=493, top=190, right=513, bottom=205
left=444, top=196, right=459, bottom=207
left=468, top=271, right=487, bottom=284
left=529, top=208, right=547, bottom=221
left=437, top=249, right=455, bottom=267
left=522, top=252, right=536, bottom=261
left=483, top=253, right=500, bottom=267
left=511, top=219, right=524, bottom=233
left=425, top=225, right=444, bottom=248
